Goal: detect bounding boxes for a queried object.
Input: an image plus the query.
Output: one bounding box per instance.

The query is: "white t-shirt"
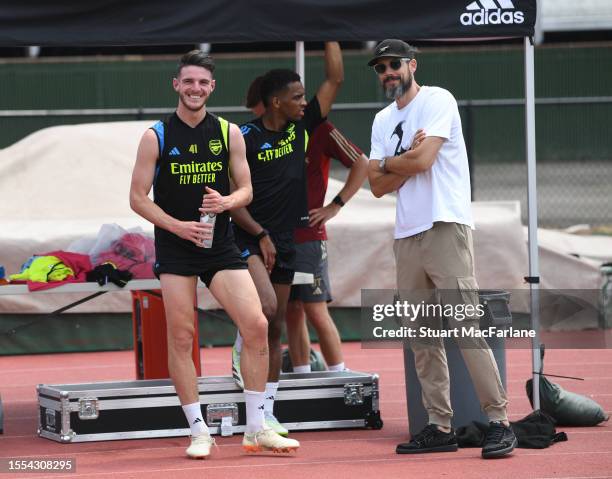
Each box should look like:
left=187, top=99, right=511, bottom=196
left=370, top=86, right=474, bottom=238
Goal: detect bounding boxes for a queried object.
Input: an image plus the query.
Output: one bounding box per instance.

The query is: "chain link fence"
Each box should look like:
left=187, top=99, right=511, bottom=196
left=463, top=97, right=612, bottom=228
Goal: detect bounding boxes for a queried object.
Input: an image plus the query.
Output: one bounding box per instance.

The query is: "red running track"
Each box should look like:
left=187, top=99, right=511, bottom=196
left=1, top=341, right=611, bottom=479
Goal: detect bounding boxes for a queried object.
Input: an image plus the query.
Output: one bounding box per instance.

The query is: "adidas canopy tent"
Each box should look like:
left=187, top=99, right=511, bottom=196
left=0, top=0, right=543, bottom=407
left=1, top=1, right=535, bottom=45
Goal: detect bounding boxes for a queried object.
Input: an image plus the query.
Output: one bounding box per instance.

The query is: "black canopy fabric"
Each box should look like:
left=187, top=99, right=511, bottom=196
left=1, top=0, right=536, bottom=46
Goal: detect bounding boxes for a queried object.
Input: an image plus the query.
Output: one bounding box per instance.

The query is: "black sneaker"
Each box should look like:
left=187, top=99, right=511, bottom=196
left=481, top=421, right=518, bottom=459
left=396, top=424, right=458, bottom=454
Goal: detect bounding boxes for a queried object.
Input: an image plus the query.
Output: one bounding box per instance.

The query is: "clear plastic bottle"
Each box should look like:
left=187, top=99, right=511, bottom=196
left=199, top=212, right=216, bottom=248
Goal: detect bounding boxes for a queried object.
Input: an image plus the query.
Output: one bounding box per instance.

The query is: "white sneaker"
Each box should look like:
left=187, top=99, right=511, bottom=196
left=242, top=426, right=299, bottom=454
left=186, top=433, right=215, bottom=459
left=264, top=411, right=289, bottom=436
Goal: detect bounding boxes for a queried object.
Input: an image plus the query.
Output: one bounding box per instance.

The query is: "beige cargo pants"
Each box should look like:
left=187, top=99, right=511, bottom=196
left=394, top=221, right=508, bottom=428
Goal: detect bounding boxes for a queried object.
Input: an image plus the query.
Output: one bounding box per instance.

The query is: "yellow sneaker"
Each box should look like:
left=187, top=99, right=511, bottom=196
left=242, top=426, right=299, bottom=454
left=186, top=433, right=215, bottom=459
left=264, top=411, right=289, bottom=437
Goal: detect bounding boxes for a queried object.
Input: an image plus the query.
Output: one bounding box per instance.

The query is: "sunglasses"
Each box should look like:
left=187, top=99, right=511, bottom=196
left=373, top=58, right=410, bottom=74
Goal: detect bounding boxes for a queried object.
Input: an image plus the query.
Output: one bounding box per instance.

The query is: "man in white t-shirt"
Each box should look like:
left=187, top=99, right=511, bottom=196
left=367, top=39, right=517, bottom=459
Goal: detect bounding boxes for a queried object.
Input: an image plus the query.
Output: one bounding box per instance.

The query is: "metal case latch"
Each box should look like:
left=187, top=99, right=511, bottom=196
left=206, top=403, right=239, bottom=436
left=344, top=383, right=364, bottom=405
left=78, top=397, right=99, bottom=420
left=45, top=408, right=56, bottom=429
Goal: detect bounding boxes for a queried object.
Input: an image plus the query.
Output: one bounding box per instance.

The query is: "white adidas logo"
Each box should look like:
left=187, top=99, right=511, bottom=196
left=460, top=0, right=524, bottom=26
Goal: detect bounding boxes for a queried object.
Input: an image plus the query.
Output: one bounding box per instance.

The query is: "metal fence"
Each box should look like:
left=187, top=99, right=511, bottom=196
left=0, top=96, right=610, bottom=228
left=460, top=97, right=612, bottom=228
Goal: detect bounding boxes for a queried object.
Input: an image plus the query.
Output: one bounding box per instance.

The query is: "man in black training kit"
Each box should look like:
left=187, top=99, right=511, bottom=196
left=130, top=50, right=299, bottom=458
left=231, top=42, right=343, bottom=436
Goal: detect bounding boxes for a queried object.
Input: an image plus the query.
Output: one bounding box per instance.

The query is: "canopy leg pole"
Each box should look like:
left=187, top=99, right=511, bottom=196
left=525, top=36, right=541, bottom=410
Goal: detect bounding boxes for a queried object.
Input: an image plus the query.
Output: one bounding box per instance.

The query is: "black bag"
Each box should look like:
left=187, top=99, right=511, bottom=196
left=526, top=344, right=609, bottom=427
left=526, top=375, right=609, bottom=426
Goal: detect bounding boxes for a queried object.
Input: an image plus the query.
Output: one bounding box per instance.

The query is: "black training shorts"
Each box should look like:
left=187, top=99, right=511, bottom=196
left=233, top=226, right=296, bottom=285
left=153, top=247, right=247, bottom=288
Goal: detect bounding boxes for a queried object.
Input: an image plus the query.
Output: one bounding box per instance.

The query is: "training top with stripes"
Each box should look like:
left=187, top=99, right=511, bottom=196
left=239, top=96, right=324, bottom=233
left=150, top=111, right=235, bottom=262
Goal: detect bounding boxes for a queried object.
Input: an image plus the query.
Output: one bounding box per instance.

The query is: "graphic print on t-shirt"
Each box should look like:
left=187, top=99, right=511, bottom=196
left=391, top=121, right=407, bottom=156
left=256, top=123, right=297, bottom=163
left=168, top=156, right=224, bottom=185
left=165, top=137, right=225, bottom=186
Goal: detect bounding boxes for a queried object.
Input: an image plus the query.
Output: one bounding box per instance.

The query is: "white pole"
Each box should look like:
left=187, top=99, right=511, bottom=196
left=534, top=0, right=543, bottom=45
left=295, top=41, right=305, bottom=89
left=525, top=36, right=541, bottom=410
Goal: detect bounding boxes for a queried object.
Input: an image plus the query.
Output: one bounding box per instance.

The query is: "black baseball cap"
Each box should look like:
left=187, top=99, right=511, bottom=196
left=367, top=39, right=417, bottom=66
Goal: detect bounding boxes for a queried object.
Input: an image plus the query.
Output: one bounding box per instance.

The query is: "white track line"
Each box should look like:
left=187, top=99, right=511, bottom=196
left=534, top=476, right=612, bottom=479
left=30, top=450, right=612, bottom=479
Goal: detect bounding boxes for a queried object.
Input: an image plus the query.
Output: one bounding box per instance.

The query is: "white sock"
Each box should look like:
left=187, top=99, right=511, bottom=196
left=264, top=382, right=279, bottom=415
left=293, top=364, right=311, bottom=373
left=234, top=331, right=243, bottom=353
left=244, top=389, right=265, bottom=434
left=182, top=402, right=209, bottom=436
left=328, top=362, right=345, bottom=372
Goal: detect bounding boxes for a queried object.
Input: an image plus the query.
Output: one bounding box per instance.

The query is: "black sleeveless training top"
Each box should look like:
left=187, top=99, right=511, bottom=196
left=151, top=111, right=235, bottom=263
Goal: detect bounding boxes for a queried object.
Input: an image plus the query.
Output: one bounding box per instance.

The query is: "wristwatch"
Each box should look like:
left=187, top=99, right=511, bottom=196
left=379, top=157, right=388, bottom=173
left=332, top=194, right=345, bottom=207
left=255, top=229, right=269, bottom=241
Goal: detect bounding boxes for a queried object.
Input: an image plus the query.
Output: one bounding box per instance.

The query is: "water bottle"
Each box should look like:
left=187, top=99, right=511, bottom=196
left=199, top=212, right=216, bottom=248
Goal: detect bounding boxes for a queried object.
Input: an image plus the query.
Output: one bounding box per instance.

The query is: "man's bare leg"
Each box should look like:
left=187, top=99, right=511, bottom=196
left=209, top=269, right=268, bottom=392
left=244, top=254, right=278, bottom=394
left=286, top=300, right=312, bottom=371
left=269, top=282, right=291, bottom=381
left=231, top=255, right=276, bottom=386
left=246, top=255, right=278, bottom=321
left=232, top=255, right=291, bottom=436
left=212, top=268, right=299, bottom=452
left=160, top=274, right=213, bottom=458
left=252, top=280, right=292, bottom=436
left=303, top=301, right=344, bottom=370
left=160, top=274, right=200, bottom=405
left=244, top=255, right=292, bottom=433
